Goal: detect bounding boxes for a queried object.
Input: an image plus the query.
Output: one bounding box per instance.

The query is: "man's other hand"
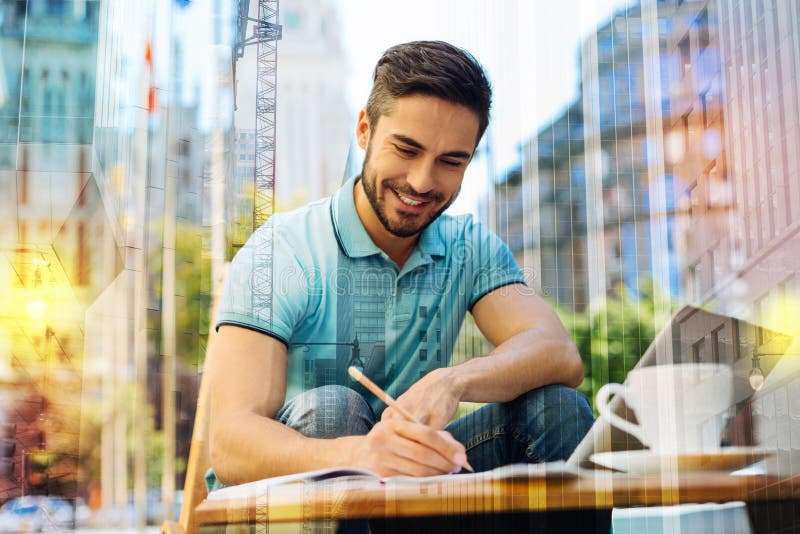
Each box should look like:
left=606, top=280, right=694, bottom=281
left=381, top=368, right=463, bottom=430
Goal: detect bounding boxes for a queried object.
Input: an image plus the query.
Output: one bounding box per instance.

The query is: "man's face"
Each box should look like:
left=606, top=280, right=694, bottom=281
left=356, top=95, right=479, bottom=238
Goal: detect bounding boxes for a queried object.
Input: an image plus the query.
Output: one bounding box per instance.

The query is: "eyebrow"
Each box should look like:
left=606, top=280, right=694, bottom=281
left=389, top=134, right=473, bottom=160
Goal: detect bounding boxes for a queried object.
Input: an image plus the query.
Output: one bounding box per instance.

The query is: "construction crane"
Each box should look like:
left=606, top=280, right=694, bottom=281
left=236, top=0, right=281, bottom=323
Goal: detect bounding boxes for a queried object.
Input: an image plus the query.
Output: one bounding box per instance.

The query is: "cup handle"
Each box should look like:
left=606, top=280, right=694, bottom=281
left=596, top=383, right=648, bottom=445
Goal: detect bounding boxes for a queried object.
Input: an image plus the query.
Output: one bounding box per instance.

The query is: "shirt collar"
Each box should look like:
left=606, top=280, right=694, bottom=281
left=331, top=176, right=446, bottom=260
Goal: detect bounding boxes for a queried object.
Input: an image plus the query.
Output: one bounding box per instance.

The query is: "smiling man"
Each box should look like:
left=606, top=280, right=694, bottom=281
left=207, top=41, right=593, bottom=490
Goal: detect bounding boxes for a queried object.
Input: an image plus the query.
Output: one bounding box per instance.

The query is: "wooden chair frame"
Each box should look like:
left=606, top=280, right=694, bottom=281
left=162, top=266, right=224, bottom=534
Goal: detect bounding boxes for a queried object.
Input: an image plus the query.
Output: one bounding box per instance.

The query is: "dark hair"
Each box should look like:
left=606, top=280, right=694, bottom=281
left=366, top=40, right=492, bottom=146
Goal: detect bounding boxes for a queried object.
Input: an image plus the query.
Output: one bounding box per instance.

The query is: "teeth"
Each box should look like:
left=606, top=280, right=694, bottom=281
left=397, top=192, right=423, bottom=206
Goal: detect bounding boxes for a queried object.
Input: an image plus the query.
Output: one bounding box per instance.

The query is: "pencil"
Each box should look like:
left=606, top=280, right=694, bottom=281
left=347, top=366, right=474, bottom=473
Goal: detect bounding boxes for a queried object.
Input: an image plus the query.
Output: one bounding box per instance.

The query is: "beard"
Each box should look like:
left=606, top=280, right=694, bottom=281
left=360, top=146, right=459, bottom=238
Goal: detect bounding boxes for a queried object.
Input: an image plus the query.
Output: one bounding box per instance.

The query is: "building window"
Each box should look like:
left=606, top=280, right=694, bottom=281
left=688, top=180, right=699, bottom=219
left=690, top=261, right=701, bottom=301
left=682, top=110, right=691, bottom=152
left=731, top=320, right=742, bottom=361
left=678, top=34, right=691, bottom=77
left=692, top=338, right=705, bottom=363
left=708, top=247, right=717, bottom=289
left=21, top=68, right=30, bottom=111
left=419, top=349, right=427, bottom=361
left=324, top=368, right=336, bottom=385
left=47, top=0, right=66, bottom=16
left=418, top=305, right=428, bottom=318
left=697, top=9, right=710, bottom=52
left=711, top=326, right=723, bottom=363
left=419, top=331, right=426, bottom=342
left=435, top=349, right=441, bottom=362
left=700, top=89, right=710, bottom=127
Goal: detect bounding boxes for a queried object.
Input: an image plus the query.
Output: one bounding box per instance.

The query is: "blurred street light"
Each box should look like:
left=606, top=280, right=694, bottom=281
left=26, top=300, right=46, bottom=322
left=748, top=355, right=764, bottom=391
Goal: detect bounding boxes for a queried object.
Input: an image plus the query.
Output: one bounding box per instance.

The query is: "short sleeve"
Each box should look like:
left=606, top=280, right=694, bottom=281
left=466, top=221, right=527, bottom=310
left=216, top=217, right=309, bottom=344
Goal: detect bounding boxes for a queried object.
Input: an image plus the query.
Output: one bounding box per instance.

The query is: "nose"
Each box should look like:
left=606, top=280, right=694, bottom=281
left=405, top=158, right=436, bottom=195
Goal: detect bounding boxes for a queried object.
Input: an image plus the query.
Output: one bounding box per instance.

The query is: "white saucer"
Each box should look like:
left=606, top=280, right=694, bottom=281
left=590, top=447, right=773, bottom=474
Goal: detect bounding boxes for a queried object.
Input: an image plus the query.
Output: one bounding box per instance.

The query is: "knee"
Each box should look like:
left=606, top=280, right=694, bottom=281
left=519, top=384, right=594, bottom=431
left=279, top=385, right=374, bottom=438
left=515, top=385, right=594, bottom=460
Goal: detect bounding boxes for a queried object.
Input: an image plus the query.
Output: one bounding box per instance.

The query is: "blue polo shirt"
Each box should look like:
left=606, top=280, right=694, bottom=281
left=217, top=176, right=526, bottom=417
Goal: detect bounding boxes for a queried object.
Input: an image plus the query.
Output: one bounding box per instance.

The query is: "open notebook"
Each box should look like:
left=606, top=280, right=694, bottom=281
left=207, top=461, right=582, bottom=501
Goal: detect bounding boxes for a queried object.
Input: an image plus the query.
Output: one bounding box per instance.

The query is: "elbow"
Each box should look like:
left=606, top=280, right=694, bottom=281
left=209, top=427, right=228, bottom=485
left=563, top=341, right=585, bottom=389
left=209, top=419, right=237, bottom=486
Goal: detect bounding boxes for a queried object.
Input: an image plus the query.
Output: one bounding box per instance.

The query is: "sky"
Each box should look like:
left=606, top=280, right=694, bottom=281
left=335, top=0, right=634, bottom=214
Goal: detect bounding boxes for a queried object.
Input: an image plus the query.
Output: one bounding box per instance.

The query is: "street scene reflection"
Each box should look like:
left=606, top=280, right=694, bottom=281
left=0, top=0, right=798, bottom=530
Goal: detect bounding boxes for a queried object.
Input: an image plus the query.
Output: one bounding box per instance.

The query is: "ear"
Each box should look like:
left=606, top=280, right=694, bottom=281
left=356, top=108, right=371, bottom=150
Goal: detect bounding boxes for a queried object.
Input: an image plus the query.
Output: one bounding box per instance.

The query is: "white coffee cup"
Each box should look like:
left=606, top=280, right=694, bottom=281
left=595, top=363, right=733, bottom=454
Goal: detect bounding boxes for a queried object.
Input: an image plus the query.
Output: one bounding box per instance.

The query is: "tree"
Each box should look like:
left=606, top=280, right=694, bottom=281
left=558, top=280, right=658, bottom=413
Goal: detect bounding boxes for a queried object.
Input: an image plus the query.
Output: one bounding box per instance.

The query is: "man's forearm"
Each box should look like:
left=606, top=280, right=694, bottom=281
left=448, top=327, right=584, bottom=404
left=210, top=412, right=358, bottom=486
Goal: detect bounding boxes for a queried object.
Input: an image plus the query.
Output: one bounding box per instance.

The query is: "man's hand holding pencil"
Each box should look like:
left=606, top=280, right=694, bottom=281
left=342, top=366, right=472, bottom=477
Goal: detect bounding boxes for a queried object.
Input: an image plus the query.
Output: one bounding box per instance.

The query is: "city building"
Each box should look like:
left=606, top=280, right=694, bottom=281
left=495, top=101, right=587, bottom=310
left=647, top=0, right=800, bottom=460
left=274, top=0, right=351, bottom=206
left=230, top=128, right=255, bottom=249
left=89, top=0, right=237, bottom=524
left=0, top=0, right=100, bottom=502
left=496, top=3, right=694, bottom=313
left=0, top=0, right=244, bottom=525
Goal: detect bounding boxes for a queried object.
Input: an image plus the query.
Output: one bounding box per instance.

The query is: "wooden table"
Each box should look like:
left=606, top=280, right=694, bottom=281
left=195, top=471, right=800, bottom=533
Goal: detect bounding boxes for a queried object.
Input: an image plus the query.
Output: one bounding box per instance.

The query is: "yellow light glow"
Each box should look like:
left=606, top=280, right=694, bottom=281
left=27, top=299, right=46, bottom=321
left=758, top=292, right=800, bottom=352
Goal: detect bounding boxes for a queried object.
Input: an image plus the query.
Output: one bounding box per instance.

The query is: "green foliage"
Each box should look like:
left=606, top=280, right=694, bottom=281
left=450, top=282, right=661, bottom=417
left=175, top=223, right=211, bottom=369
left=146, top=222, right=211, bottom=370
left=556, top=280, right=659, bottom=413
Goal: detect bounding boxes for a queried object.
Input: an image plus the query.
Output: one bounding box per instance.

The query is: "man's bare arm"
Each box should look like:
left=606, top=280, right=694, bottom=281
left=385, top=284, right=583, bottom=428
left=208, top=325, right=466, bottom=485
left=208, top=325, right=332, bottom=485
left=453, top=284, right=584, bottom=402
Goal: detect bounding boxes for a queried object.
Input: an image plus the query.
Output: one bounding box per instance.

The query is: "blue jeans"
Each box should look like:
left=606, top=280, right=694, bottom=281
left=278, top=384, right=594, bottom=534
left=278, top=383, right=594, bottom=471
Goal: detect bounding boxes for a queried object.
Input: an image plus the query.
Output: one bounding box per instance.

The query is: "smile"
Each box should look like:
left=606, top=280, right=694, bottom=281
left=392, top=189, right=429, bottom=207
